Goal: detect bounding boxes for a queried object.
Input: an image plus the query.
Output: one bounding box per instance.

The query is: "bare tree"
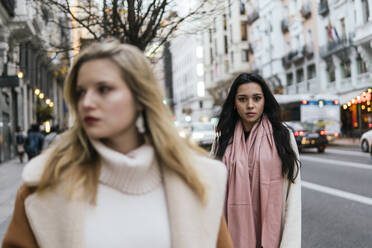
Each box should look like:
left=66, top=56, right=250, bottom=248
left=37, top=0, right=225, bottom=52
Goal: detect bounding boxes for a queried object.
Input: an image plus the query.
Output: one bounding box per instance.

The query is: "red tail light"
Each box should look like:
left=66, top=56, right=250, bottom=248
left=294, top=131, right=305, bottom=136
left=320, top=130, right=328, bottom=135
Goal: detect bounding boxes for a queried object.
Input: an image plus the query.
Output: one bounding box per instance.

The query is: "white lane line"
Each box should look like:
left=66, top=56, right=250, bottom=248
left=326, top=148, right=370, bottom=158
left=302, top=181, right=372, bottom=206
left=300, top=156, right=372, bottom=170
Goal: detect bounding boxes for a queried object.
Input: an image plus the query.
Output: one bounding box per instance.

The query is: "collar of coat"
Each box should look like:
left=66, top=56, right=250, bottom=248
left=21, top=150, right=227, bottom=248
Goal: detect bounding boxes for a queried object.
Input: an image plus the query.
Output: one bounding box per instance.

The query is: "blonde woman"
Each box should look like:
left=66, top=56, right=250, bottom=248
left=3, top=39, right=233, bottom=248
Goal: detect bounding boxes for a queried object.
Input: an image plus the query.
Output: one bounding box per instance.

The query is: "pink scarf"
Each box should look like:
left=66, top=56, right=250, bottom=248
left=222, top=115, right=283, bottom=248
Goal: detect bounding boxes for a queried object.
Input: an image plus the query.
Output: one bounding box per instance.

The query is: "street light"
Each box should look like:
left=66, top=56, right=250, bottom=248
left=39, top=93, right=44, bottom=99
left=17, top=71, right=24, bottom=79
left=34, top=88, right=40, bottom=95
left=49, top=102, right=54, bottom=108
left=45, top=98, right=51, bottom=105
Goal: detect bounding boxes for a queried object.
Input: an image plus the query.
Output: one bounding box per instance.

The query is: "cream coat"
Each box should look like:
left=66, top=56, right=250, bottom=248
left=21, top=151, right=228, bottom=248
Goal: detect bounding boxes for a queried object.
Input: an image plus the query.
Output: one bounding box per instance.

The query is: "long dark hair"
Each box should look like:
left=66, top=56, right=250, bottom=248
left=214, top=73, right=299, bottom=182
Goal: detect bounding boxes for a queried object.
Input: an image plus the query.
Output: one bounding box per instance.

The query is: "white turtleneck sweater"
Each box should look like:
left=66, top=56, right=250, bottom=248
left=84, top=140, right=171, bottom=248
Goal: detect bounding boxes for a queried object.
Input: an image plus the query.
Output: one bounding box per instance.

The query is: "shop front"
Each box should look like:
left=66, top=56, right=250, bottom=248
left=341, top=88, right=372, bottom=137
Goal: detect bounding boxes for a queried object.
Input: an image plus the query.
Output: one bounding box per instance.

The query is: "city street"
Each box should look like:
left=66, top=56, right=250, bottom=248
left=301, top=145, right=372, bottom=248
left=0, top=145, right=372, bottom=246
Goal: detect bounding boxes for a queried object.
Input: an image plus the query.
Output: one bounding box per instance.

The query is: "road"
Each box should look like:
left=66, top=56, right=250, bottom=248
left=301, top=146, right=372, bottom=248
left=0, top=146, right=371, bottom=246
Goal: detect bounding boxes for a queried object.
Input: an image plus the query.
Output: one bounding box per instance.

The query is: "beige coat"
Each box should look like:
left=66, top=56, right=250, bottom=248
left=2, top=153, right=234, bottom=248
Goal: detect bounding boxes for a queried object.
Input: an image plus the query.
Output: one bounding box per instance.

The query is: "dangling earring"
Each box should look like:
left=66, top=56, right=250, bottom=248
left=136, top=112, right=146, bottom=134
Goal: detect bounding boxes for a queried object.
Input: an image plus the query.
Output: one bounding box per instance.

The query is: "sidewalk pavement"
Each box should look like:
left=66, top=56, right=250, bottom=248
left=0, top=158, right=24, bottom=242
left=329, top=137, right=360, bottom=147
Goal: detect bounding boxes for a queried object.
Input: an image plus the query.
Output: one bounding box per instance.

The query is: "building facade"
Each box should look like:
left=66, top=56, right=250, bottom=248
left=0, top=0, right=69, bottom=162
left=171, top=33, right=214, bottom=123
left=197, top=0, right=371, bottom=136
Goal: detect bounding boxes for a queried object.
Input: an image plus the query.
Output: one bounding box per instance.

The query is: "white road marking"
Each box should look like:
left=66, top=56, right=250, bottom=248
left=326, top=148, right=370, bottom=158
left=300, top=155, right=372, bottom=170
left=302, top=181, right=372, bottom=206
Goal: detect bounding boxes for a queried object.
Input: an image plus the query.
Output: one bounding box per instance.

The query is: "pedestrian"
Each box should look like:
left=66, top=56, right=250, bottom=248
left=15, top=126, right=26, bottom=163
left=3, top=39, right=233, bottom=248
left=24, top=124, right=44, bottom=160
left=42, top=125, right=60, bottom=150
left=211, top=73, right=301, bottom=248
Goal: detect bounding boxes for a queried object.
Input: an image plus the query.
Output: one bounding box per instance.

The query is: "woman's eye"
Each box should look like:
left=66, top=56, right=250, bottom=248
left=98, top=86, right=110, bottom=94
left=238, top=98, right=247, bottom=102
left=76, top=90, right=85, bottom=98
left=254, top=96, right=262, bottom=101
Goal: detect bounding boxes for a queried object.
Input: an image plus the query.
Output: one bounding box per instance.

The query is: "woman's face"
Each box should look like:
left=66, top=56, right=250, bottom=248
left=235, top=82, right=265, bottom=131
left=76, top=58, right=140, bottom=141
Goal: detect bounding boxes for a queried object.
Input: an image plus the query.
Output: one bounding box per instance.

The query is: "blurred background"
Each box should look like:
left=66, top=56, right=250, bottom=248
left=0, top=0, right=371, bottom=247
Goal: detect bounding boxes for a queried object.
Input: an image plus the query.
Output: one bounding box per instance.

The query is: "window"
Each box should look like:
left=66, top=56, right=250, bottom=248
left=241, top=21, right=248, bottom=41
left=362, top=0, right=370, bottom=23
left=341, top=60, right=351, bottom=78
left=197, top=81, right=205, bottom=97
left=357, top=55, right=368, bottom=74
left=241, top=49, right=249, bottom=62
left=224, top=60, right=229, bottom=73
left=240, top=1, right=246, bottom=15
left=224, top=35, right=228, bottom=54
left=286, top=73, right=293, bottom=86
left=340, top=18, right=346, bottom=39
left=296, top=68, right=304, bottom=83
left=307, top=64, right=316, bottom=79
left=199, top=101, right=204, bottom=109
left=223, top=14, right=227, bottom=31
left=209, top=48, right=213, bottom=64
left=326, top=61, right=335, bottom=82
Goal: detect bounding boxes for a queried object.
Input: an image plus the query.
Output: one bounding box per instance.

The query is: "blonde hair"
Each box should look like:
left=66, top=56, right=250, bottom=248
left=38, top=39, right=207, bottom=203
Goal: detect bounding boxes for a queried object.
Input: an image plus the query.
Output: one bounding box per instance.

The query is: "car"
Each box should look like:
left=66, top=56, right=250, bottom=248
left=189, top=122, right=216, bottom=148
left=360, top=129, right=372, bottom=152
left=285, top=121, right=328, bottom=153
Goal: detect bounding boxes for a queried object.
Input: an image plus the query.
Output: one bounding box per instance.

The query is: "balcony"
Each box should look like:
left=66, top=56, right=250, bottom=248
left=308, top=78, right=318, bottom=93
left=318, top=0, right=329, bottom=17
left=326, top=82, right=336, bottom=90
left=357, top=72, right=372, bottom=88
left=319, top=37, right=353, bottom=59
left=354, top=20, right=372, bottom=45
left=1, top=0, right=15, bottom=17
left=297, top=81, right=308, bottom=93
left=247, top=11, right=259, bottom=25
left=340, top=78, right=353, bottom=92
left=287, top=84, right=297, bottom=94
left=303, top=43, right=314, bottom=57
left=301, top=3, right=311, bottom=19
left=281, top=19, right=289, bottom=33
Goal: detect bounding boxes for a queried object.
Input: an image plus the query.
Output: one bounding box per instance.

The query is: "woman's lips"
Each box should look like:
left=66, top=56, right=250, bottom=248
left=84, top=117, right=99, bottom=125
left=245, top=113, right=256, bottom=117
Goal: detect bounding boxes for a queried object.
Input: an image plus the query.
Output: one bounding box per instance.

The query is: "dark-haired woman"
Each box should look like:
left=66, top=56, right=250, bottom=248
left=211, top=73, right=301, bottom=248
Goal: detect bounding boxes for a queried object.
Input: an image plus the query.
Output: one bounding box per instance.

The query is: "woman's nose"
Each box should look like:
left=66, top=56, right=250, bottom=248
left=80, top=91, right=96, bottom=109
left=247, top=99, right=254, bottom=108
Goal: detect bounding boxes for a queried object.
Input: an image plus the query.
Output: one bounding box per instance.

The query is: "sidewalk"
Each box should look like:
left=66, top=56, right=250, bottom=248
left=329, top=137, right=360, bottom=147
left=0, top=158, right=24, bottom=242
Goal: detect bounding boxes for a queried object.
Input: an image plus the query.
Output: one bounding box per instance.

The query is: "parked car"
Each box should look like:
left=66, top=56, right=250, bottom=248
left=285, top=121, right=328, bottom=153
left=360, top=129, right=372, bottom=152
left=189, top=122, right=216, bottom=148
